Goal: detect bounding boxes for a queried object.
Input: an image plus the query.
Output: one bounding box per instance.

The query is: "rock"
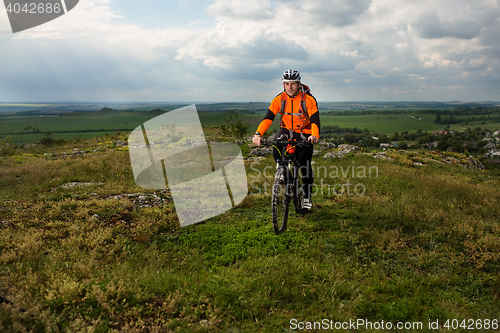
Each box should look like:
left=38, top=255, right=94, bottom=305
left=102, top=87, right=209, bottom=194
left=467, top=157, right=483, bottom=169
left=1, top=220, right=13, bottom=227
left=372, top=151, right=394, bottom=161
left=319, top=141, right=336, bottom=150
left=323, top=144, right=359, bottom=159
left=199, top=320, right=210, bottom=327
left=337, top=144, right=359, bottom=152
left=324, top=151, right=344, bottom=159
left=464, top=156, right=485, bottom=170
left=109, top=192, right=169, bottom=208
left=246, top=156, right=266, bottom=163
left=249, top=147, right=273, bottom=157
left=56, top=182, right=104, bottom=190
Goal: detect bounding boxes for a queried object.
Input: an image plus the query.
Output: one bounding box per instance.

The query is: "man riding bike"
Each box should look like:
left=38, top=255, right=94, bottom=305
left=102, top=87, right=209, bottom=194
left=252, top=69, right=321, bottom=211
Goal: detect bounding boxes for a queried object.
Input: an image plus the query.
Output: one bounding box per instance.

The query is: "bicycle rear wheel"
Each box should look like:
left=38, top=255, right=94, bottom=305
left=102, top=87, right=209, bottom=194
left=272, top=167, right=291, bottom=235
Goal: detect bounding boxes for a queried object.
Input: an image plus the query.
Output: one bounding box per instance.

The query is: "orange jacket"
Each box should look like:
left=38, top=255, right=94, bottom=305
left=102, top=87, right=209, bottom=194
left=256, top=88, right=320, bottom=138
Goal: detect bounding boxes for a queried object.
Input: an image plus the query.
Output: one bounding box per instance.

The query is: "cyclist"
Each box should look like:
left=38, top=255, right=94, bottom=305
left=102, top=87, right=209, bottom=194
left=252, top=69, right=320, bottom=211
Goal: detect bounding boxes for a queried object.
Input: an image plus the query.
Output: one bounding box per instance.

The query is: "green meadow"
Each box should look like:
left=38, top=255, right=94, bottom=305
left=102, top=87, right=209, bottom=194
left=0, top=132, right=499, bottom=332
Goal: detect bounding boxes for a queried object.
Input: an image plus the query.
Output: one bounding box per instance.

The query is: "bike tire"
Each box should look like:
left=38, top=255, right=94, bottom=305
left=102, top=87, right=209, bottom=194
left=292, top=165, right=305, bottom=214
left=272, top=167, right=291, bottom=235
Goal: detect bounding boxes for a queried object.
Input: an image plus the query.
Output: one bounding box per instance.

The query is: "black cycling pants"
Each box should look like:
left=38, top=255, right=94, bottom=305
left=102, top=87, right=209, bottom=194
left=272, top=128, right=314, bottom=199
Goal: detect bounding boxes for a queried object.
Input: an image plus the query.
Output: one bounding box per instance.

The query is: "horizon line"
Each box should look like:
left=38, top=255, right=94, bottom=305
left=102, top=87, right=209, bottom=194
left=1, top=100, right=500, bottom=104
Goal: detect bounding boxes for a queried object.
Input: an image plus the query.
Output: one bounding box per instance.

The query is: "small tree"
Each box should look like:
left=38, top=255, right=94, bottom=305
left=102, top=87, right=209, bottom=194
left=223, top=112, right=249, bottom=139
left=21, top=125, right=41, bottom=141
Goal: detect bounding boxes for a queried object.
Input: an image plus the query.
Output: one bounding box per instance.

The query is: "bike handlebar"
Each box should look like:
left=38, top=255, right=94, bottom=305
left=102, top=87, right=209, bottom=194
left=261, top=139, right=312, bottom=148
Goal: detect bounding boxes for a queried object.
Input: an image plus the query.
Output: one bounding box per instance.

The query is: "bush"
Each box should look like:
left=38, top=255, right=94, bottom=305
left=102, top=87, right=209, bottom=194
left=0, top=136, right=16, bottom=156
left=38, top=132, right=66, bottom=146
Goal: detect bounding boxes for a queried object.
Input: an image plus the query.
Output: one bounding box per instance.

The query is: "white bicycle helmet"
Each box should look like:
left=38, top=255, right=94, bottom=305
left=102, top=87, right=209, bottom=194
left=282, top=69, right=301, bottom=82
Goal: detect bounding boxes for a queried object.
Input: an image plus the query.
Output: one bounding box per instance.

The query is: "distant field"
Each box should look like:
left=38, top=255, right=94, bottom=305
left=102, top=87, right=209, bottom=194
left=0, top=110, right=270, bottom=143
left=0, top=110, right=163, bottom=143
left=201, top=112, right=449, bottom=135
left=0, top=103, right=51, bottom=107
left=320, top=113, right=444, bottom=134
left=447, top=117, right=500, bottom=132
left=1, top=106, right=499, bottom=144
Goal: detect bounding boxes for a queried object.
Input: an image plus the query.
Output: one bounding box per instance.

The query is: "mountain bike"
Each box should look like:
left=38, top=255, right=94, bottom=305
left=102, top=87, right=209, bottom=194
left=262, top=138, right=311, bottom=234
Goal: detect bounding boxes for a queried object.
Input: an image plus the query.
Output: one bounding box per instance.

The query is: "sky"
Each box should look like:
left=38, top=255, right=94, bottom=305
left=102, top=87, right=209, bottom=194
left=0, top=0, right=499, bottom=103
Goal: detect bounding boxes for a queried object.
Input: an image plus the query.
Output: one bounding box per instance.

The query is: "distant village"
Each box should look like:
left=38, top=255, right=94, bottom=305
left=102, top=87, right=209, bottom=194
left=320, top=126, right=500, bottom=167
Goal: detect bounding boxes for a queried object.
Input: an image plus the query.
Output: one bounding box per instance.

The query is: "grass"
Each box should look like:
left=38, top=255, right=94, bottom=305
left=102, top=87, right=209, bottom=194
left=0, top=135, right=499, bottom=332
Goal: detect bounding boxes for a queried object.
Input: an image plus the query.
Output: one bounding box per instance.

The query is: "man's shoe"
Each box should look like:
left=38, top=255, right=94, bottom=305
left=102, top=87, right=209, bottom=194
left=302, top=198, right=312, bottom=211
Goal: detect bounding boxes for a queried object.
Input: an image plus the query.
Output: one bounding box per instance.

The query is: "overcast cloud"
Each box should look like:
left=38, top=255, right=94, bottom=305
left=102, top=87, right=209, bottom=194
left=0, top=0, right=499, bottom=102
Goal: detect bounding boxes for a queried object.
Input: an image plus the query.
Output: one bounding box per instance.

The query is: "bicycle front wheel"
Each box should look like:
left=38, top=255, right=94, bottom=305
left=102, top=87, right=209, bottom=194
left=272, top=167, right=291, bottom=235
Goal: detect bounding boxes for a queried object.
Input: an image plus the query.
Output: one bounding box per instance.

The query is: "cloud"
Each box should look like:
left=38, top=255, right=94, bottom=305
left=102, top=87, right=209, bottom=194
left=206, top=0, right=274, bottom=21
left=176, top=31, right=308, bottom=70
left=411, top=0, right=500, bottom=39
left=415, top=10, right=483, bottom=40
left=276, top=0, right=372, bottom=28
left=0, top=0, right=499, bottom=102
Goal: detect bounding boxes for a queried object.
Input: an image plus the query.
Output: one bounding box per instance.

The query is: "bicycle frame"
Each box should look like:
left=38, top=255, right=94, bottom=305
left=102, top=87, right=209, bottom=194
left=262, top=139, right=310, bottom=234
left=274, top=140, right=300, bottom=193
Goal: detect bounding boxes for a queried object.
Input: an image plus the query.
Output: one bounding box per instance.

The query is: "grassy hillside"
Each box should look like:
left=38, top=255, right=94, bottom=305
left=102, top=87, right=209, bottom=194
left=0, top=135, right=498, bottom=332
